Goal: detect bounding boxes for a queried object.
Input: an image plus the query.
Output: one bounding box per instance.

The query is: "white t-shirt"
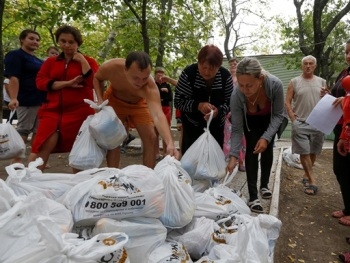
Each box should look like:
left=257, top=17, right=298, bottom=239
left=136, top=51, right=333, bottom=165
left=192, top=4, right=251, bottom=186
left=3, top=78, right=10, bottom=102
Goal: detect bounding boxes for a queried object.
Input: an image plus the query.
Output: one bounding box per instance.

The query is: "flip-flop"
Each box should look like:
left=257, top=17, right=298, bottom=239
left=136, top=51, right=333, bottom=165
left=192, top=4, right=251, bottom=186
left=301, top=178, right=309, bottom=187
left=339, top=251, right=350, bottom=262
left=304, top=184, right=318, bottom=195
left=339, top=216, right=350, bottom=227
left=332, top=210, right=346, bottom=218
left=260, top=188, right=272, bottom=199
left=248, top=199, right=264, bottom=213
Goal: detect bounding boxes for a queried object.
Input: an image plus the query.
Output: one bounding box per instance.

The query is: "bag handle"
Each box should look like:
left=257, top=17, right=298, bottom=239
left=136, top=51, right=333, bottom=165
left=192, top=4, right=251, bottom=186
left=221, top=166, right=238, bottom=186
left=84, top=99, right=109, bottom=110
left=7, top=110, right=16, bottom=124
left=206, top=109, right=214, bottom=129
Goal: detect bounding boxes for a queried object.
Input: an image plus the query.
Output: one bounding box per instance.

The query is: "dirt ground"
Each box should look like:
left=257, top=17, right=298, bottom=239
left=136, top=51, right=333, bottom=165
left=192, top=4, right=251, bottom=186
left=0, top=132, right=349, bottom=262
left=275, top=149, right=350, bottom=263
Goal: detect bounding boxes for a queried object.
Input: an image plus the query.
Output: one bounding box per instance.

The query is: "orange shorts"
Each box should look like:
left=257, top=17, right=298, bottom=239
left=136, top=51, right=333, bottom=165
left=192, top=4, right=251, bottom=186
left=103, top=87, right=153, bottom=127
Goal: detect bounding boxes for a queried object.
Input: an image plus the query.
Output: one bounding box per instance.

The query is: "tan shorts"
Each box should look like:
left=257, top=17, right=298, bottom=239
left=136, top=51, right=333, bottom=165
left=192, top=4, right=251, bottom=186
left=103, top=87, right=153, bottom=127
left=16, top=106, right=40, bottom=136
left=291, top=120, right=324, bottom=155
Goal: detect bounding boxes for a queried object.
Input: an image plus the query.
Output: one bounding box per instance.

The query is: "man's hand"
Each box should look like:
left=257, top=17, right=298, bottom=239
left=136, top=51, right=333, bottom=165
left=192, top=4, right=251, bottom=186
left=8, top=99, right=19, bottom=111
left=166, top=144, right=180, bottom=160
left=320, top=87, right=330, bottom=97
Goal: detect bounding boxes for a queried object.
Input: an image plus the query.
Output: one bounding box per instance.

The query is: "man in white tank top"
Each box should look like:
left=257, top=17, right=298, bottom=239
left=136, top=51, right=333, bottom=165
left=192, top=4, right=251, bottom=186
left=285, top=55, right=327, bottom=195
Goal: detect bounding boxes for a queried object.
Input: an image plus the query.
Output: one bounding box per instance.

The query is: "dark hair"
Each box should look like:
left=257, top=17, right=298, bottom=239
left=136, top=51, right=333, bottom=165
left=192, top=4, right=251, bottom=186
left=197, top=45, right=223, bottom=68
left=125, top=51, right=152, bottom=70
left=55, top=25, right=83, bottom=46
left=19, top=29, right=41, bottom=42
left=46, top=46, right=59, bottom=53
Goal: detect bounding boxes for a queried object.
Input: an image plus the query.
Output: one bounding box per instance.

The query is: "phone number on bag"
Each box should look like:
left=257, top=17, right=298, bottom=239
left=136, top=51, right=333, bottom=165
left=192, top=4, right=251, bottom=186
left=85, top=199, right=146, bottom=209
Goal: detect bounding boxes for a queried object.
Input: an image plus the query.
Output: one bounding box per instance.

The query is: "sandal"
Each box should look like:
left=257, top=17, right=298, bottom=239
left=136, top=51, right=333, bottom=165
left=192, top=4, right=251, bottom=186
left=248, top=199, right=264, bottom=213
left=332, top=210, right=346, bottom=218
left=260, top=188, right=272, bottom=199
left=339, top=216, right=350, bottom=226
left=339, top=252, right=350, bottom=262
left=301, top=178, right=309, bottom=187
left=304, top=184, right=318, bottom=195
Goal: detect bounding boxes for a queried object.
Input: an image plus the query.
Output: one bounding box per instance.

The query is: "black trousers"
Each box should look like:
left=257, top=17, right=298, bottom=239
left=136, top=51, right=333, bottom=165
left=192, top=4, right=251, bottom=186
left=244, top=114, right=275, bottom=201
left=333, top=124, right=350, bottom=215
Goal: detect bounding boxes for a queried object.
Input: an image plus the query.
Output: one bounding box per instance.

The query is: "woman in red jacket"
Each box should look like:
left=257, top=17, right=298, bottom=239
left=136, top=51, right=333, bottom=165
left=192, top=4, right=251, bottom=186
left=28, top=25, right=98, bottom=171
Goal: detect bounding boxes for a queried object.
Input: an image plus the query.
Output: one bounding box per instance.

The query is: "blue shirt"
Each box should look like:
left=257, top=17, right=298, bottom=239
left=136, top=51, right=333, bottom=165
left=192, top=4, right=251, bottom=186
left=4, top=48, right=46, bottom=106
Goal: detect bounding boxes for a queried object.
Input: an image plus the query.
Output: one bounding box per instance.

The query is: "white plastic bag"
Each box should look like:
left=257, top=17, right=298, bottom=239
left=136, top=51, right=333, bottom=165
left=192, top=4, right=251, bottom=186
left=0, top=193, right=73, bottom=262
left=154, top=155, right=196, bottom=228
left=181, top=111, right=226, bottom=180
left=93, top=217, right=167, bottom=263
left=63, top=165, right=165, bottom=223
left=282, top=146, right=303, bottom=169
left=69, top=115, right=106, bottom=170
left=207, top=214, right=281, bottom=263
left=5, top=216, right=130, bottom=263
left=84, top=99, right=127, bottom=150
left=194, top=171, right=250, bottom=220
left=0, top=110, right=26, bottom=160
left=167, top=217, right=224, bottom=260
left=5, top=158, right=99, bottom=202
left=148, top=240, right=193, bottom=263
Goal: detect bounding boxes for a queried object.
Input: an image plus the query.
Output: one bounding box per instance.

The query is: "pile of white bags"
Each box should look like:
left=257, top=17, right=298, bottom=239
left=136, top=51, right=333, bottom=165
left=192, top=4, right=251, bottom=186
left=0, top=149, right=281, bottom=262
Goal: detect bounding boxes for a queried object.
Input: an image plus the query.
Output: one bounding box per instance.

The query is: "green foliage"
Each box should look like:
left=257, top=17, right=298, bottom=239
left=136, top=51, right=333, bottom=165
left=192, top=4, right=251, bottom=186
left=2, top=0, right=215, bottom=79
left=275, top=0, right=350, bottom=84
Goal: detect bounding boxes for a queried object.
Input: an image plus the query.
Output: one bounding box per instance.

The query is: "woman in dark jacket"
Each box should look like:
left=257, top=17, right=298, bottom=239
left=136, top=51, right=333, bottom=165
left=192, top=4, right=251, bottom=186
left=174, top=44, right=233, bottom=155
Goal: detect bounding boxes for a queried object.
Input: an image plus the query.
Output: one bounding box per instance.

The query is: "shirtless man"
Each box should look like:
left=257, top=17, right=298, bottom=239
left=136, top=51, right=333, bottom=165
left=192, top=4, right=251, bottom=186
left=93, top=51, right=179, bottom=168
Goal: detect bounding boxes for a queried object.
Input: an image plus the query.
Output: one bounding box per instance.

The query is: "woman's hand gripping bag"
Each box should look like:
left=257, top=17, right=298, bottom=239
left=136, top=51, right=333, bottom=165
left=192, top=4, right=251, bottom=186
left=154, top=155, right=196, bottom=228
left=69, top=115, right=106, bottom=170
left=84, top=99, right=127, bottom=150
left=0, top=110, right=26, bottom=160
left=181, top=111, right=226, bottom=181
